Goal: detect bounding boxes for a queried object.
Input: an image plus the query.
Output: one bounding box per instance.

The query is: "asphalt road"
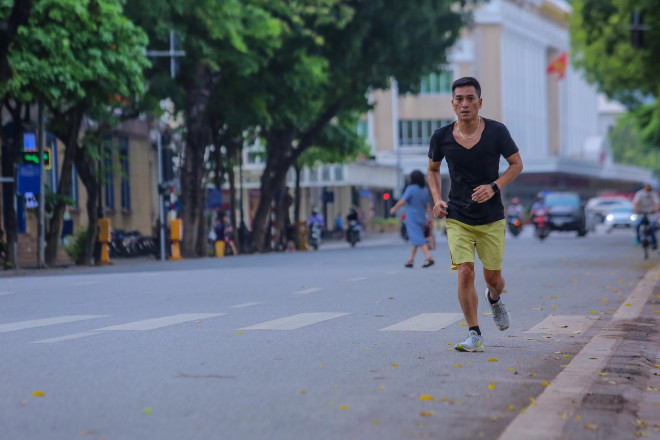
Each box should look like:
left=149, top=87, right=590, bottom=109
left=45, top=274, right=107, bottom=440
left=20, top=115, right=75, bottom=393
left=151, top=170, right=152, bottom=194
left=1, top=225, right=659, bottom=440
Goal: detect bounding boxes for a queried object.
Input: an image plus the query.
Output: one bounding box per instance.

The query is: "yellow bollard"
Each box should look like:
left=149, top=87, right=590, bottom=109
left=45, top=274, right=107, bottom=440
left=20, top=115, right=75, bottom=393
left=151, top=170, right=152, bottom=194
left=169, top=219, right=183, bottom=261
left=214, top=241, right=225, bottom=257
left=97, top=218, right=112, bottom=265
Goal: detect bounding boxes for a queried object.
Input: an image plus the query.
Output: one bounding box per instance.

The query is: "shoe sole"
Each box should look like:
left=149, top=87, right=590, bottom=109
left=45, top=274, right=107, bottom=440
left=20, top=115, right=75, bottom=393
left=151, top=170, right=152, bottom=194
left=455, top=344, right=484, bottom=352
left=485, top=289, right=510, bottom=331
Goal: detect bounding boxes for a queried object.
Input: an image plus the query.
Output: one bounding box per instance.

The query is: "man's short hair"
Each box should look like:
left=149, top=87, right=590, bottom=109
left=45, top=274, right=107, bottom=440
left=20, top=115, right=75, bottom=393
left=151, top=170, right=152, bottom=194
left=452, top=77, right=481, bottom=98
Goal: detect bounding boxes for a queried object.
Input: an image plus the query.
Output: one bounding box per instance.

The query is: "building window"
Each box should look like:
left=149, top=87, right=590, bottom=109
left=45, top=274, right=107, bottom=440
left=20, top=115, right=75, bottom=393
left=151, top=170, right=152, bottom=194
left=322, top=166, right=331, bottom=181
left=71, top=166, right=79, bottom=208
left=398, top=119, right=453, bottom=146
left=356, top=120, right=368, bottom=137
left=419, top=70, right=453, bottom=94
left=334, top=166, right=344, bottom=182
left=119, top=137, right=131, bottom=211
left=104, top=141, right=115, bottom=211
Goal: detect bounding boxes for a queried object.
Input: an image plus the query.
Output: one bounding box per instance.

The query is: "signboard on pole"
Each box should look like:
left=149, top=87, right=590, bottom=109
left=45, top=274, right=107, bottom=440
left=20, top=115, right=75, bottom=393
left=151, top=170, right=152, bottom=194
left=17, top=164, right=41, bottom=195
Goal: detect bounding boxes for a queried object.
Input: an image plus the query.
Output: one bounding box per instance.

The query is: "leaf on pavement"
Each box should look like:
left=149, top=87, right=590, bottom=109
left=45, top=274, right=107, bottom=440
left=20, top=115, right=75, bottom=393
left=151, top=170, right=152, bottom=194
left=540, top=382, right=550, bottom=386
left=419, top=395, right=434, bottom=401
left=143, top=407, right=152, bottom=414
left=419, top=410, right=434, bottom=417
left=584, top=424, right=598, bottom=430
left=31, top=390, right=45, bottom=397
left=339, top=404, right=349, bottom=410
left=488, top=358, right=498, bottom=362
left=508, top=405, right=515, bottom=411
left=488, top=382, right=497, bottom=390
left=455, top=364, right=462, bottom=368
left=391, top=363, right=398, bottom=367
left=300, top=390, right=307, bottom=395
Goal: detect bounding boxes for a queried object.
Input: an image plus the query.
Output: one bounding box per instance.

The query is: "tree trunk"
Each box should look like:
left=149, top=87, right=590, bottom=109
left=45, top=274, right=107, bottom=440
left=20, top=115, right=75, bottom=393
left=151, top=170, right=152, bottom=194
left=73, top=143, right=98, bottom=265
left=2, top=102, right=23, bottom=269
left=45, top=106, right=83, bottom=266
left=180, top=64, right=220, bottom=257
left=294, top=164, right=302, bottom=224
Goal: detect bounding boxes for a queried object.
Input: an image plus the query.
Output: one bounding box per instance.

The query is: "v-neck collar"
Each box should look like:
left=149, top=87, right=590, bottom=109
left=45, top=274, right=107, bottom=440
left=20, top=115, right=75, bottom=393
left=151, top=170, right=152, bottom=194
left=452, top=117, right=485, bottom=150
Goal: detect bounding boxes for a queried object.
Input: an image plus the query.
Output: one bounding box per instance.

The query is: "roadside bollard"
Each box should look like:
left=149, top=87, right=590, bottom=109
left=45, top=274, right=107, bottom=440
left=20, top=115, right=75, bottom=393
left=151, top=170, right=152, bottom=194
left=296, top=221, right=309, bottom=251
left=214, top=241, right=225, bottom=258
left=97, top=218, right=112, bottom=265
left=169, top=218, right=183, bottom=261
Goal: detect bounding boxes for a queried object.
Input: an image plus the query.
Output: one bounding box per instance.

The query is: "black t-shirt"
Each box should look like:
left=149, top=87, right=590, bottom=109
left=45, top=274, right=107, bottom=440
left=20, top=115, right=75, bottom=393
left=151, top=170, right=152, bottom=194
left=428, top=118, right=519, bottom=226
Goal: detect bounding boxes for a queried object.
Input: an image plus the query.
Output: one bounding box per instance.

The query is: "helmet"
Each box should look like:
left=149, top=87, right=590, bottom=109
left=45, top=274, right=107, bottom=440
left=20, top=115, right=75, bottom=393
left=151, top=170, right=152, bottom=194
left=512, top=197, right=520, bottom=204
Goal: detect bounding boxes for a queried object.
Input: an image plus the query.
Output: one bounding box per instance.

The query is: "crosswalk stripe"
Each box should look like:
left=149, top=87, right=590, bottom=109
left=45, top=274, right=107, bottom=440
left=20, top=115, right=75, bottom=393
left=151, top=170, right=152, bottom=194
left=32, top=332, right=100, bottom=344
left=0, top=315, right=110, bottom=333
left=293, top=287, right=322, bottom=295
left=93, top=313, right=225, bottom=331
left=0, top=291, right=14, bottom=296
left=380, top=313, right=464, bottom=332
left=524, top=315, right=597, bottom=335
left=238, top=313, right=350, bottom=331
left=229, top=302, right=263, bottom=308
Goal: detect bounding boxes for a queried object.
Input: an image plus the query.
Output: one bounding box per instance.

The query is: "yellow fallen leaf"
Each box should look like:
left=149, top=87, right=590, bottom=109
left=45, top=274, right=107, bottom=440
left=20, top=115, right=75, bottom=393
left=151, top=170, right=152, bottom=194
left=507, top=368, right=515, bottom=372
left=576, top=415, right=582, bottom=421
left=378, top=386, right=384, bottom=391
left=624, top=303, right=632, bottom=307
left=144, top=407, right=152, bottom=414
left=508, top=405, right=515, bottom=411
left=559, top=412, right=567, bottom=420
left=520, top=407, right=526, bottom=413
left=300, top=390, right=307, bottom=395
left=531, top=372, right=537, bottom=377
left=573, top=279, right=578, bottom=282
left=372, top=419, right=380, bottom=425
left=441, top=397, right=450, bottom=403
left=419, top=410, right=434, bottom=417
left=460, top=321, right=467, bottom=326
left=455, top=364, right=462, bottom=368
left=488, top=383, right=496, bottom=390
left=528, top=397, right=537, bottom=406
left=391, top=363, right=398, bottom=367
left=584, top=423, right=598, bottom=430
left=236, top=331, right=242, bottom=334
left=319, top=363, right=325, bottom=366
left=447, top=342, right=452, bottom=346
left=31, top=390, right=45, bottom=397
left=598, top=372, right=608, bottom=376
left=339, top=404, right=349, bottom=410
left=419, top=395, right=434, bottom=401
left=654, top=365, right=660, bottom=369
left=602, top=298, right=608, bottom=302
left=531, top=308, right=543, bottom=311
left=488, top=358, right=498, bottom=362
left=589, top=311, right=598, bottom=315
left=540, top=382, right=550, bottom=386
left=563, top=355, right=571, bottom=358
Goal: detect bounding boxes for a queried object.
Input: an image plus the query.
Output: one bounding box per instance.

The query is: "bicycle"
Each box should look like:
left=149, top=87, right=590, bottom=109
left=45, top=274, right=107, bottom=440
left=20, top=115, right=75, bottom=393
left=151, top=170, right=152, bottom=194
left=639, top=214, right=656, bottom=259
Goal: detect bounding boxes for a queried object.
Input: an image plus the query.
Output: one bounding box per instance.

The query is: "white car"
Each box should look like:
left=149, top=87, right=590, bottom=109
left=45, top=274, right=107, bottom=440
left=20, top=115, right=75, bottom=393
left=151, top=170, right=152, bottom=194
left=586, top=196, right=633, bottom=223
left=604, top=206, right=637, bottom=233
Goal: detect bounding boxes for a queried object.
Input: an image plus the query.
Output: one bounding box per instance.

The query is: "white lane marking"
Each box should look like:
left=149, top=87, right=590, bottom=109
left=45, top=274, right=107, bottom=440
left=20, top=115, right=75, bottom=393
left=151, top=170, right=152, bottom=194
left=32, top=332, right=100, bottom=344
left=293, top=287, right=322, bottom=295
left=93, top=313, right=225, bottom=331
left=346, top=277, right=368, bottom=282
left=0, top=315, right=110, bottom=333
left=384, top=271, right=400, bottom=275
left=380, top=313, right=464, bottom=332
left=0, top=291, right=14, bottom=296
left=498, top=262, right=660, bottom=440
left=238, top=313, right=350, bottom=331
left=70, top=281, right=100, bottom=286
left=524, top=315, right=597, bottom=335
left=229, top=302, right=263, bottom=308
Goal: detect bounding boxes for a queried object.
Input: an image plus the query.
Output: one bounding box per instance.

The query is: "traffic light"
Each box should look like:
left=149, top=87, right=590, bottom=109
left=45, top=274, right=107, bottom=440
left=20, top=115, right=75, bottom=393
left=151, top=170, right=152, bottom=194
left=21, top=147, right=51, bottom=169
left=383, top=192, right=391, bottom=201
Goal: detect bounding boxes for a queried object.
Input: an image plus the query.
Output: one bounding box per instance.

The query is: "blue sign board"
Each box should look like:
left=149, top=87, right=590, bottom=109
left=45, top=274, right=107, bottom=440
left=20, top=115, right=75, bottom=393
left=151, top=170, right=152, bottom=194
left=24, top=133, right=36, bottom=151
left=17, top=164, right=41, bottom=195
left=207, top=188, right=223, bottom=209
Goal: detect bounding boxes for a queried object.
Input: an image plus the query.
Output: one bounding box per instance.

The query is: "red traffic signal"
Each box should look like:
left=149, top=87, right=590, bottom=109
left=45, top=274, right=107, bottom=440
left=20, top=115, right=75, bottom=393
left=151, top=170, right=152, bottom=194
left=383, top=192, right=390, bottom=201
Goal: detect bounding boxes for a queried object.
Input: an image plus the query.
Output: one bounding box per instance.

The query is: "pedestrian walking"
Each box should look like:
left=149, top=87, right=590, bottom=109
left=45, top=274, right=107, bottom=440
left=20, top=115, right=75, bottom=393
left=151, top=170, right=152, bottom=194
left=428, top=77, right=523, bottom=352
left=390, top=170, right=435, bottom=268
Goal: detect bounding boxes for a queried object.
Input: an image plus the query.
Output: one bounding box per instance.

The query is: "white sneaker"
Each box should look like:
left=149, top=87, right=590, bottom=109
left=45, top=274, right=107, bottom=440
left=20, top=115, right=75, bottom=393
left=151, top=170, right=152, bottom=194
left=455, top=330, right=484, bottom=352
left=485, top=289, right=510, bottom=331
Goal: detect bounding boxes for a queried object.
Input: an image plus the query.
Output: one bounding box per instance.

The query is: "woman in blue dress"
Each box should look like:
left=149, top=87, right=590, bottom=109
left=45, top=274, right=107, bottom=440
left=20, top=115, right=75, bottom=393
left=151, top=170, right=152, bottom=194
left=390, top=170, right=434, bottom=268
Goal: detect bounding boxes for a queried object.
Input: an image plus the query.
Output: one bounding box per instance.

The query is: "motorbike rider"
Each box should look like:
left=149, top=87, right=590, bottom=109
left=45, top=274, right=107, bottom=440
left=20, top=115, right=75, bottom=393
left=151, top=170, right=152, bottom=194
left=346, top=207, right=361, bottom=241
left=505, top=197, right=525, bottom=219
left=633, top=182, right=659, bottom=248
left=530, top=194, right=548, bottom=220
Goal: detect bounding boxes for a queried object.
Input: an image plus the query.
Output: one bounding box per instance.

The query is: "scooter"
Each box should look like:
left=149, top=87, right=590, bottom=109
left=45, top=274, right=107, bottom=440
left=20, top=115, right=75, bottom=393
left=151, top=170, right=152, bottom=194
left=532, top=209, right=550, bottom=241
left=308, top=224, right=322, bottom=250
left=506, top=215, right=523, bottom=237
left=346, top=220, right=361, bottom=247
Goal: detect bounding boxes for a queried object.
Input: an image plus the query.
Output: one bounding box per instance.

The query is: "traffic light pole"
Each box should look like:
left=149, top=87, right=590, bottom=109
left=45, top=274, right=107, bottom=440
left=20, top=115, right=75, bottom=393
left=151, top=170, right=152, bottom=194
left=37, top=101, right=45, bottom=268
left=157, top=132, right=166, bottom=261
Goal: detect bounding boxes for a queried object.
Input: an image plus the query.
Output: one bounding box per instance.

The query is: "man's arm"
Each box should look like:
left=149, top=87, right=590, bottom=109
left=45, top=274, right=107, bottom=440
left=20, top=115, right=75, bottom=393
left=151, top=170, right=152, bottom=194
left=428, top=159, right=448, bottom=218
left=471, top=152, right=523, bottom=203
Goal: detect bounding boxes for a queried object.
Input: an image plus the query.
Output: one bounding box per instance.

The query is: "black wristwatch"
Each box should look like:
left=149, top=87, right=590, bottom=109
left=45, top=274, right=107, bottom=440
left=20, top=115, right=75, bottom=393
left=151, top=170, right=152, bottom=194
left=490, top=182, right=500, bottom=193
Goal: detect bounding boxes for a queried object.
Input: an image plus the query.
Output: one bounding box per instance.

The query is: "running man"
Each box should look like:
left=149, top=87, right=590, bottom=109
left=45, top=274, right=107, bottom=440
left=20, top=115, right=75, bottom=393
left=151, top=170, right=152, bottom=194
left=428, top=77, right=523, bottom=352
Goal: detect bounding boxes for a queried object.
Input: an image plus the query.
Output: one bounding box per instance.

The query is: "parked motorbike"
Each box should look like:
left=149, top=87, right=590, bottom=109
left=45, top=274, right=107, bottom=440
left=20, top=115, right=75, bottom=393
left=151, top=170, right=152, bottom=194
left=308, top=224, right=323, bottom=250
left=532, top=209, right=550, bottom=241
left=506, top=215, right=523, bottom=237
left=346, top=220, right=361, bottom=247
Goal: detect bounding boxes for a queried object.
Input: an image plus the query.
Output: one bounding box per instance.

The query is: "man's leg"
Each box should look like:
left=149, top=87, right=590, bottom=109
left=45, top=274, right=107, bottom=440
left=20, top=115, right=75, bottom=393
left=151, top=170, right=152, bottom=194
left=483, top=268, right=505, bottom=301
left=457, top=262, right=479, bottom=327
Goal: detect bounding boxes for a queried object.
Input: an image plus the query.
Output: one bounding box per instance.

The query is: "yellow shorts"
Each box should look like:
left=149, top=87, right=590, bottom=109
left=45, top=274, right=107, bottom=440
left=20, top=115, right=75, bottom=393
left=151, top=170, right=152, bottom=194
left=445, top=218, right=506, bottom=271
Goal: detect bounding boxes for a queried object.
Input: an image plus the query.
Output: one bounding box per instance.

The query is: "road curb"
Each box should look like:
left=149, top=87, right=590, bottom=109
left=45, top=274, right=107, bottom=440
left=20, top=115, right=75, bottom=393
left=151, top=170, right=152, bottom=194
left=498, top=261, right=660, bottom=440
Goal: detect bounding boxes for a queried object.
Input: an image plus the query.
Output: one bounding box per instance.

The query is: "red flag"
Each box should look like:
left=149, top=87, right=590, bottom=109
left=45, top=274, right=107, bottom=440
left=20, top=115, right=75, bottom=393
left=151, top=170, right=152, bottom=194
left=547, top=52, right=568, bottom=79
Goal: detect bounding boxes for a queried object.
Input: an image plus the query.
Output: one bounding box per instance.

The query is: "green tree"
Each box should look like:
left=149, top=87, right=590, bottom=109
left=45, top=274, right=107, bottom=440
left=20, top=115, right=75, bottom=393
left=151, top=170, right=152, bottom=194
left=609, top=107, right=660, bottom=175
left=0, top=0, right=33, bottom=83
left=249, top=0, right=470, bottom=251
left=1, top=0, right=149, bottom=266
left=570, top=0, right=660, bottom=143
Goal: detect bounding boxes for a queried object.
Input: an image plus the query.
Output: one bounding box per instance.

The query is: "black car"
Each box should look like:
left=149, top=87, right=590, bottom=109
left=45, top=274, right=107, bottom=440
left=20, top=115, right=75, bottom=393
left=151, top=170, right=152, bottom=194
left=544, top=192, right=588, bottom=237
